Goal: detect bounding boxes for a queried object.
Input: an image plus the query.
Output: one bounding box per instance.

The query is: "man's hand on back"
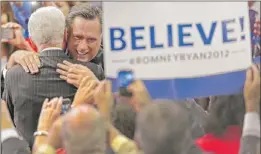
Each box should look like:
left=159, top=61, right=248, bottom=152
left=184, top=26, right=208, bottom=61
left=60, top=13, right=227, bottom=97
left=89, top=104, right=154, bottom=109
left=7, top=50, right=40, bottom=74
left=57, top=60, right=98, bottom=88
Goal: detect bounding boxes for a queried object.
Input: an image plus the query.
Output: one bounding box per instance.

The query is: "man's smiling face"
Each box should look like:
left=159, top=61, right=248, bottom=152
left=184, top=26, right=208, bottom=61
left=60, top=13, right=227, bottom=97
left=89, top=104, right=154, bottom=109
left=67, top=16, right=101, bottom=62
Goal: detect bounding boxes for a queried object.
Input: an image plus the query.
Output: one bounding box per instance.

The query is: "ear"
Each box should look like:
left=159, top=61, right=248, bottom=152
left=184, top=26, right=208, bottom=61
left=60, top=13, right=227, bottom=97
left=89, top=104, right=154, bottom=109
left=99, top=33, right=103, bottom=49
left=64, top=28, right=68, bottom=42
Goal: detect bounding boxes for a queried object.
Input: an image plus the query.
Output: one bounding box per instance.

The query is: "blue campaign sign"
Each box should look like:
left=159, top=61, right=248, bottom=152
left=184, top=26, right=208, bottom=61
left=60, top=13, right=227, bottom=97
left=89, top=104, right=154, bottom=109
left=103, top=2, right=253, bottom=100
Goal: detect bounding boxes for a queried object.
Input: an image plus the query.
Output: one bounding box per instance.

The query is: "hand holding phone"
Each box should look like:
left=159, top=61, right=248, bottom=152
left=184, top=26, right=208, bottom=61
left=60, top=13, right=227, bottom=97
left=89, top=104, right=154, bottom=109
left=1, top=28, right=14, bottom=40
left=117, top=69, right=134, bottom=97
left=61, top=98, right=72, bottom=115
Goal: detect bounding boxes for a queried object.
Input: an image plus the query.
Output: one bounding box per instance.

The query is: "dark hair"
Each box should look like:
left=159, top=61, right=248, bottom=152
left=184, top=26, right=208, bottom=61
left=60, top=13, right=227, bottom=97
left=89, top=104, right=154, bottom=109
left=204, top=94, right=245, bottom=136
left=112, top=102, right=136, bottom=139
left=136, top=100, right=193, bottom=154
left=66, top=3, right=102, bottom=31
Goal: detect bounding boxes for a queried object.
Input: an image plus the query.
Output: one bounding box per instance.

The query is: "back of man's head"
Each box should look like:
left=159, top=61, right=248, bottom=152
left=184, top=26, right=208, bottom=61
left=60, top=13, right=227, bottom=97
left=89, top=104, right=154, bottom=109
left=62, top=105, right=106, bottom=154
left=135, top=100, right=193, bottom=154
left=112, top=102, right=137, bottom=139
left=28, top=6, right=65, bottom=47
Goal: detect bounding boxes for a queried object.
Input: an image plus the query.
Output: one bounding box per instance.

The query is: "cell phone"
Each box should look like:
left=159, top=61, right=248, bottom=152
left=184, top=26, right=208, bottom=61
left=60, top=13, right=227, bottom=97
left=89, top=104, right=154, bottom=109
left=61, top=98, right=72, bottom=115
left=1, top=28, right=14, bottom=40
left=117, top=69, right=134, bottom=97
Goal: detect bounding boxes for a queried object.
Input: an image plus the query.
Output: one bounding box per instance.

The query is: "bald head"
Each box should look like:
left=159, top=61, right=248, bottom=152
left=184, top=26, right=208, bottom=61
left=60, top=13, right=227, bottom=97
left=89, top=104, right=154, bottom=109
left=135, top=100, right=193, bottom=154
left=62, top=105, right=106, bottom=154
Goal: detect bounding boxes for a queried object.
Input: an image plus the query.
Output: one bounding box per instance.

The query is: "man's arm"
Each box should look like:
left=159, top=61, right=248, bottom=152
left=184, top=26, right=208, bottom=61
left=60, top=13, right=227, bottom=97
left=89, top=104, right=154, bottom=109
left=239, top=112, right=260, bottom=154
left=240, top=64, right=260, bottom=154
left=2, top=67, right=15, bottom=122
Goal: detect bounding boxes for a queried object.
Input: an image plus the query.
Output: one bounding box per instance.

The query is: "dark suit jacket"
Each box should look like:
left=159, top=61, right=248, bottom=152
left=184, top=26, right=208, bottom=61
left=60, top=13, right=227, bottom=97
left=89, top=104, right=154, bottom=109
left=91, top=50, right=104, bottom=69
left=2, top=49, right=104, bottom=148
left=1, top=138, right=31, bottom=154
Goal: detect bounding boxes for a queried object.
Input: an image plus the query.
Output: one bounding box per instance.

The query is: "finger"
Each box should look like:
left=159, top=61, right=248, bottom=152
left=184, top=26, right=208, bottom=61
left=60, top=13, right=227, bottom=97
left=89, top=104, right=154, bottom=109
left=68, top=66, right=81, bottom=74
left=105, top=80, right=112, bottom=95
left=29, top=55, right=39, bottom=73
left=6, top=23, right=12, bottom=28
left=78, top=64, right=87, bottom=69
left=42, top=98, right=49, bottom=109
left=67, top=73, right=79, bottom=80
left=73, top=64, right=82, bottom=69
left=1, top=24, right=8, bottom=28
left=56, top=69, right=68, bottom=76
left=63, top=60, right=73, bottom=66
left=19, top=59, right=29, bottom=73
left=85, top=91, right=95, bottom=103
left=33, top=54, right=41, bottom=67
left=129, top=80, right=145, bottom=91
left=59, top=75, right=67, bottom=81
left=252, top=64, right=260, bottom=84
left=23, top=56, right=35, bottom=74
left=1, top=39, right=9, bottom=43
left=57, top=63, right=70, bottom=71
left=87, top=80, right=97, bottom=88
left=56, top=96, right=63, bottom=112
left=87, top=81, right=98, bottom=91
left=66, top=78, right=78, bottom=86
left=79, top=77, right=88, bottom=88
left=127, top=80, right=138, bottom=92
left=95, top=80, right=106, bottom=94
left=49, top=97, right=59, bottom=109
left=13, top=23, right=21, bottom=29
left=79, top=76, right=92, bottom=88
left=245, top=67, right=253, bottom=85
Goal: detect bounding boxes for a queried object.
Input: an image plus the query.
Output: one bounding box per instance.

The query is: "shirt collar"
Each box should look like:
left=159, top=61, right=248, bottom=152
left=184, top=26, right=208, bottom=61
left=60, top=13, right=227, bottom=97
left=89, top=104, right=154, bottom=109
left=40, top=47, right=68, bottom=57
left=41, top=47, right=63, bottom=52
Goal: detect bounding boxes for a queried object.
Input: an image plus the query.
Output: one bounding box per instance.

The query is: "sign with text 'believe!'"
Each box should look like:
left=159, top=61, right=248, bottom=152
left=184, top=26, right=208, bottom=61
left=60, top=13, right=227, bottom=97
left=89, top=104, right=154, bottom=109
left=103, top=2, right=252, bottom=100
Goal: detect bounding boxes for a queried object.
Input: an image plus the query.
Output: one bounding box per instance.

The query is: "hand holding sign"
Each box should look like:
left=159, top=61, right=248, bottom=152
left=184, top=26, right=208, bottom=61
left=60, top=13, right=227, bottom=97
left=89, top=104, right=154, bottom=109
left=244, top=64, right=260, bottom=113
left=104, top=2, right=252, bottom=99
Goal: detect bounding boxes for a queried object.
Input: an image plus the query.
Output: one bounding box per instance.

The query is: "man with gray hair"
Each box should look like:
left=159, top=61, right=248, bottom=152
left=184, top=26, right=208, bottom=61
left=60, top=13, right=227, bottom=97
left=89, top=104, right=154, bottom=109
left=3, top=3, right=105, bottom=89
left=135, top=100, right=203, bottom=154
left=2, top=6, right=104, bottom=148
left=62, top=105, right=107, bottom=154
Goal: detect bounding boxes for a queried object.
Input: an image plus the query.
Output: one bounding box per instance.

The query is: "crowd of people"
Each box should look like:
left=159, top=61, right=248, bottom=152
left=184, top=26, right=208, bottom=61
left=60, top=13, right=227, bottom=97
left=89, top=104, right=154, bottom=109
left=1, top=1, right=261, bottom=154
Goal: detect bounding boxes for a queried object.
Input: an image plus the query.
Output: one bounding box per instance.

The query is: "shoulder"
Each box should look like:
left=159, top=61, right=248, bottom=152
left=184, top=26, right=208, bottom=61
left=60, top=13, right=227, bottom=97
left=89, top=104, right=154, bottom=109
left=240, top=135, right=260, bottom=154
left=5, top=65, right=26, bottom=81
left=2, top=137, right=31, bottom=154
